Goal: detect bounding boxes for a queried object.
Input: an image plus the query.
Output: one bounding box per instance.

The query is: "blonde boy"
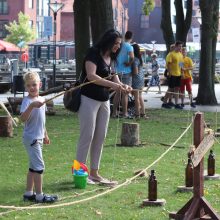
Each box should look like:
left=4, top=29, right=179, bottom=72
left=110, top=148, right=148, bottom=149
left=20, top=71, right=57, bottom=203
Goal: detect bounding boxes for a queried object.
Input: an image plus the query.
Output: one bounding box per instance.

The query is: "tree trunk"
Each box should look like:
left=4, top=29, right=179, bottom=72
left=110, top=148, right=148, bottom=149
left=90, top=0, right=114, bottom=44
left=74, top=0, right=90, bottom=78
left=197, top=0, right=218, bottom=105
left=175, top=0, right=192, bottom=45
left=160, top=0, right=175, bottom=52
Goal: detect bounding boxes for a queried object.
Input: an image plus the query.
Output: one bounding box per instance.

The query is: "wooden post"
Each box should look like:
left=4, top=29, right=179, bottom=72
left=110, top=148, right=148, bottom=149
left=0, top=116, right=13, bottom=137
left=120, top=122, right=139, bottom=146
left=169, top=112, right=220, bottom=220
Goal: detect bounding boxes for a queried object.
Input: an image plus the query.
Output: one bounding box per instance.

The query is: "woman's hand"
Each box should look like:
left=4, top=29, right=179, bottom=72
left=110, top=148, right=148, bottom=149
left=122, top=84, right=133, bottom=93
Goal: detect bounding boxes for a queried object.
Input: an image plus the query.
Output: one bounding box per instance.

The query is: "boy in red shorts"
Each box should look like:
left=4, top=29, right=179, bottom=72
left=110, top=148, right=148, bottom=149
left=180, top=47, right=196, bottom=108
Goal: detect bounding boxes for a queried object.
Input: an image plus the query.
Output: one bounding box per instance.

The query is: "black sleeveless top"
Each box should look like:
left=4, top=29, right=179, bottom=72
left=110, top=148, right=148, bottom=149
left=81, top=47, right=112, bottom=101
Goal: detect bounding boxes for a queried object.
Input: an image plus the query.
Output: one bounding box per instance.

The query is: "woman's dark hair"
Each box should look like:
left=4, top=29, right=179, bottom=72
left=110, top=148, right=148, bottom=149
left=132, top=43, right=143, bottom=66
left=94, top=29, right=122, bottom=61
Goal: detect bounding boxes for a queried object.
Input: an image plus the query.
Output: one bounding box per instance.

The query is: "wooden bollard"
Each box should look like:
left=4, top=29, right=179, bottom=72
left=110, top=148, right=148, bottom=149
left=120, top=122, right=139, bottom=146
left=0, top=116, right=13, bottom=137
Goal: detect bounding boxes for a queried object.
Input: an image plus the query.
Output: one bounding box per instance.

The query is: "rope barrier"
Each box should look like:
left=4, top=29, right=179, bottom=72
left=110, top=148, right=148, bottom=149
left=43, top=73, right=118, bottom=104
left=0, top=122, right=192, bottom=211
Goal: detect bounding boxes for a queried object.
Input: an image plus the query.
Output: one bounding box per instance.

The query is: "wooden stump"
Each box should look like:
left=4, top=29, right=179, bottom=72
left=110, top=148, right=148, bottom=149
left=46, top=99, right=56, bottom=115
left=0, top=116, right=13, bottom=137
left=120, top=122, right=139, bottom=146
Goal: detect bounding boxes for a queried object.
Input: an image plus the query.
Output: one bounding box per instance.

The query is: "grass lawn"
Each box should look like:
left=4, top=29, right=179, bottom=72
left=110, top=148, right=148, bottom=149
left=0, top=107, right=220, bottom=220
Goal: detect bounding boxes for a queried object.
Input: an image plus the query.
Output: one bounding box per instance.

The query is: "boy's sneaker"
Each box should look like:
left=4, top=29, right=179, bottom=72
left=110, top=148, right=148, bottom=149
left=190, top=102, right=196, bottom=108
left=162, top=103, right=172, bottom=109
left=168, top=102, right=175, bottom=107
left=175, top=104, right=183, bottom=110
left=36, top=194, right=58, bottom=203
left=181, top=103, right=185, bottom=107
left=23, top=194, right=36, bottom=202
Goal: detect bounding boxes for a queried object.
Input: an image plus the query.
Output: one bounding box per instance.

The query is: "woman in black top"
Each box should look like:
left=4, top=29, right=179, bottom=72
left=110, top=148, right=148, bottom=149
left=76, top=29, right=131, bottom=184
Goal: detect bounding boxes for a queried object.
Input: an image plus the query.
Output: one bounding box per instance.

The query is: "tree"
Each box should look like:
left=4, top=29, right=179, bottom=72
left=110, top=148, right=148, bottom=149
left=90, top=0, right=114, bottom=44
left=175, top=0, right=192, bottom=46
left=4, top=12, right=35, bottom=47
left=196, top=0, right=219, bottom=104
left=160, top=0, right=192, bottom=50
left=160, top=0, right=175, bottom=51
left=142, top=0, right=155, bottom=15
left=74, top=0, right=114, bottom=78
left=74, top=0, right=90, bottom=78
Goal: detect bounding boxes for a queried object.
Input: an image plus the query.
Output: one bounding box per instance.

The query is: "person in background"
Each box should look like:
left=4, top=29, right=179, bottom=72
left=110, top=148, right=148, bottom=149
left=161, top=44, right=175, bottom=106
left=112, top=31, right=134, bottom=118
left=161, top=41, right=183, bottom=109
left=146, top=53, right=161, bottom=94
left=76, top=29, right=132, bottom=184
left=131, top=43, right=147, bottom=118
left=180, top=47, right=196, bottom=108
left=20, top=71, right=58, bottom=203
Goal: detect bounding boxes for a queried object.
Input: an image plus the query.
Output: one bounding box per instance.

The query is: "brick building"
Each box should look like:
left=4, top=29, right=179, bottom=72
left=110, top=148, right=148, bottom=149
left=127, top=0, right=220, bottom=44
left=0, top=0, right=128, bottom=42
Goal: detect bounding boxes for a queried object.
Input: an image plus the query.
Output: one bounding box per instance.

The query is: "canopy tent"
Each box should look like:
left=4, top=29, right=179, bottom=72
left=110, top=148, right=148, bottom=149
left=0, top=40, right=21, bottom=52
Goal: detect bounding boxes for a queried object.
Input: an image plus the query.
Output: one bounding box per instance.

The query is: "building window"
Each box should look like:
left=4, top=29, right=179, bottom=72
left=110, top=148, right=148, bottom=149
left=37, top=0, right=43, bottom=16
left=172, top=15, right=176, bottom=24
left=0, top=20, right=9, bottom=38
left=0, top=0, right=8, bottom=15
left=29, top=0, right=33, bottom=8
left=29, top=20, right=33, bottom=28
left=184, top=0, right=187, bottom=9
left=140, top=14, right=149, bottom=29
left=194, top=0, right=199, bottom=6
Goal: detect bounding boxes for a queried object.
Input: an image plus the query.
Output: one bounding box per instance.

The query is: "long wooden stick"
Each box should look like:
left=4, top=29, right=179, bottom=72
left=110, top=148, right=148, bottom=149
left=0, top=101, right=17, bottom=127
left=44, top=73, right=118, bottom=104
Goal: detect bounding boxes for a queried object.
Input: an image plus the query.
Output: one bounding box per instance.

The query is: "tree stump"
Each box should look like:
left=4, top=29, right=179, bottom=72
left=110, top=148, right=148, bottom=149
left=0, top=116, right=13, bottom=137
left=45, top=99, right=55, bottom=115
left=7, top=97, right=23, bottom=115
left=120, top=122, right=139, bottom=146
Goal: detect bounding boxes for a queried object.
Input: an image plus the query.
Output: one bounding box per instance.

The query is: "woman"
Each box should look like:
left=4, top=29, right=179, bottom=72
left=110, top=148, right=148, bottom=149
left=131, top=43, right=146, bottom=118
left=76, top=29, right=131, bottom=184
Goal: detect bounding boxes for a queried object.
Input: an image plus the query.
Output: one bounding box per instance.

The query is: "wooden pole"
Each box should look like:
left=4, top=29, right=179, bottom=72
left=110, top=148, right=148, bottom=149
left=169, top=112, right=220, bottom=220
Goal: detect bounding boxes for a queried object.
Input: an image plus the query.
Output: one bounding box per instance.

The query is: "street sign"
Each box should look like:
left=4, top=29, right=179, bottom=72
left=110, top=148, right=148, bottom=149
left=191, top=134, right=215, bottom=167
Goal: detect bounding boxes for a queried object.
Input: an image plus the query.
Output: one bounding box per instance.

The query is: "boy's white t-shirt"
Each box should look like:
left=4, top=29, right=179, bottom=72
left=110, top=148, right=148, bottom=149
left=20, top=96, right=46, bottom=142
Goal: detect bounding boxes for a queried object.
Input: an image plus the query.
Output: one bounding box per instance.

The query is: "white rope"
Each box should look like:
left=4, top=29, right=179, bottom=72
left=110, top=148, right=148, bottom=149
left=110, top=74, right=123, bottom=180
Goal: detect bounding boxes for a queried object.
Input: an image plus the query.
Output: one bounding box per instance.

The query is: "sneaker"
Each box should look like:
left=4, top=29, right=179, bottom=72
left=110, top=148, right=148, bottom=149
left=36, top=194, right=58, bottom=203
left=190, top=102, right=196, bottom=108
left=123, top=115, right=133, bottom=119
left=162, top=103, right=172, bottom=109
left=181, top=103, right=185, bottom=107
left=168, top=102, right=175, bottom=107
left=175, top=104, right=183, bottom=110
left=23, top=194, right=36, bottom=202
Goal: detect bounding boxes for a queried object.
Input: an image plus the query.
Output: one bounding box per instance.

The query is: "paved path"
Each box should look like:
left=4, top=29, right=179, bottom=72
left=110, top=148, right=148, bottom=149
left=143, top=84, right=220, bottom=112
left=1, top=84, right=220, bottom=112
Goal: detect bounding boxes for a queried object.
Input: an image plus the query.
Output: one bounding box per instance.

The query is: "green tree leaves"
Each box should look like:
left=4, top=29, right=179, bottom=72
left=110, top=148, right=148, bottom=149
left=4, top=12, right=35, bottom=47
left=142, top=0, right=155, bottom=16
